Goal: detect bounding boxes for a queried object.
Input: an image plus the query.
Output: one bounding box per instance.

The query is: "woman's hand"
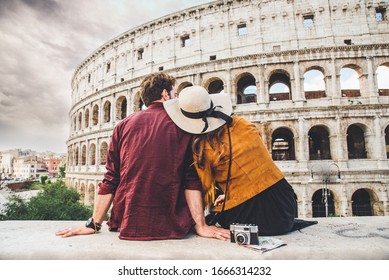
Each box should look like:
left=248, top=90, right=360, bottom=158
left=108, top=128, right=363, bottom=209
left=214, top=195, right=225, bottom=206
left=194, top=224, right=230, bottom=241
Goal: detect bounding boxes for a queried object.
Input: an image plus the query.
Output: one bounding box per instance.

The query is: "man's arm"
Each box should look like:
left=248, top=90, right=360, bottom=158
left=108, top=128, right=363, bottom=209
left=55, top=193, right=113, bottom=238
left=184, top=189, right=229, bottom=240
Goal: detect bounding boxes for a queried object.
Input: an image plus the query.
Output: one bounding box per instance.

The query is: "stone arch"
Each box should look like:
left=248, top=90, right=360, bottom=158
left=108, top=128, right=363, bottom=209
left=304, top=67, right=326, bottom=99
left=133, top=90, right=145, bottom=112
left=68, top=146, right=73, bottom=166
left=311, top=189, right=336, bottom=217
left=268, top=69, right=291, bottom=101
left=75, top=146, right=79, bottom=166
left=351, top=187, right=383, bottom=216
left=92, top=104, right=99, bottom=125
left=103, top=100, right=111, bottom=123
left=308, top=125, right=331, bottom=160
left=80, top=183, right=86, bottom=204
left=88, top=183, right=95, bottom=206
left=116, top=96, right=127, bottom=120
left=236, top=72, right=257, bottom=104
left=81, top=145, right=86, bottom=165
left=340, top=64, right=362, bottom=97
left=177, top=81, right=193, bottom=94
left=100, top=142, right=108, bottom=165
left=89, top=143, right=96, bottom=165
left=385, top=124, right=389, bottom=159
left=346, top=123, right=369, bottom=159
left=271, top=127, right=296, bottom=160
left=376, top=64, right=389, bottom=96
left=85, top=108, right=90, bottom=128
left=78, top=112, right=83, bottom=130
left=203, top=77, right=225, bottom=94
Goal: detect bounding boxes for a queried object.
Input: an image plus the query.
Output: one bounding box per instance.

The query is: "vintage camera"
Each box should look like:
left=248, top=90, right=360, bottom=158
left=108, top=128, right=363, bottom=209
left=230, top=223, right=259, bottom=245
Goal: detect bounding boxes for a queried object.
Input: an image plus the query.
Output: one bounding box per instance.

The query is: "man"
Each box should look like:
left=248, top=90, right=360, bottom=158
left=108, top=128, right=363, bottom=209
left=56, top=72, right=229, bottom=240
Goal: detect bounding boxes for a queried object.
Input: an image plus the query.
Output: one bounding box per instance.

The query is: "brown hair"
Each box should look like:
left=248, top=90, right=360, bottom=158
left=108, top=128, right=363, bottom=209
left=140, top=72, right=176, bottom=106
left=192, top=124, right=228, bottom=169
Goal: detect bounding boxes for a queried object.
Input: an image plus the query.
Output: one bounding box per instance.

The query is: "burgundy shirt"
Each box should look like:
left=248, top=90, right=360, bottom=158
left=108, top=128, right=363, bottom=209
left=98, top=102, right=202, bottom=240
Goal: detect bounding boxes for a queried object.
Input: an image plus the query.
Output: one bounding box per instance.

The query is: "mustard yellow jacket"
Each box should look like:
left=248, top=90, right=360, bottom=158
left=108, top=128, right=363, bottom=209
left=193, top=116, right=285, bottom=211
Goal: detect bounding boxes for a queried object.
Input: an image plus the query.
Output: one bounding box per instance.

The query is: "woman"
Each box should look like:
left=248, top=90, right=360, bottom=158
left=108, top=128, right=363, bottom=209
left=164, top=86, right=316, bottom=236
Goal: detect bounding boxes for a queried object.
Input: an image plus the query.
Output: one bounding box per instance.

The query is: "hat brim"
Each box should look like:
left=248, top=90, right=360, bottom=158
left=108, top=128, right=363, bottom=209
left=164, top=93, right=233, bottom=134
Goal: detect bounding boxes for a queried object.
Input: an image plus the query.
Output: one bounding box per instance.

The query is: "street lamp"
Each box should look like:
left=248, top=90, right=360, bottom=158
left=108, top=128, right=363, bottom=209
left=310, top=163, right=341, bottom=217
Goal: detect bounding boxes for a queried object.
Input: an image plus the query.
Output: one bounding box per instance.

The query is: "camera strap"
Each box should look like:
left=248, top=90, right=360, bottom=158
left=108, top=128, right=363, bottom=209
left=206, top=124, right=232, bottom=225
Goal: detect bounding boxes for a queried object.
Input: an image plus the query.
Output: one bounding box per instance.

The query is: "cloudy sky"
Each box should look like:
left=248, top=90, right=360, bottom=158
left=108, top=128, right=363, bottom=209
left=0, top=0, right=211, bottom=154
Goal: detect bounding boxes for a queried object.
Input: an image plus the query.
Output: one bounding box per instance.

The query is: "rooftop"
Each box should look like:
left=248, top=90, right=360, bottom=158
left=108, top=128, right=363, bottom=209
left=1, top=216, right=388, bottom=260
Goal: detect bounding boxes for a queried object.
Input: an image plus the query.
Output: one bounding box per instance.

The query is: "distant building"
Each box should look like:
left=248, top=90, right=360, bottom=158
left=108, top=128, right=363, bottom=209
left=43, top=158, right=65, bottom=177
left=13, top=156, right=47, bottom=179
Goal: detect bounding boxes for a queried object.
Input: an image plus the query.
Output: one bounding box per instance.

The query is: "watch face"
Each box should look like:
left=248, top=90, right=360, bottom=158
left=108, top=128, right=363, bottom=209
left=86, top=218, right=93, bottom=227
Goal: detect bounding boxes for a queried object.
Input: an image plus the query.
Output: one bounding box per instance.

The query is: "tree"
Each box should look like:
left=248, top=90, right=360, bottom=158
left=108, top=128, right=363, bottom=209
left=58, top=162, right=66, bottom=178
left=0, top=181, right=93, bottom=220
left=39, top=175, right=48, bottom=184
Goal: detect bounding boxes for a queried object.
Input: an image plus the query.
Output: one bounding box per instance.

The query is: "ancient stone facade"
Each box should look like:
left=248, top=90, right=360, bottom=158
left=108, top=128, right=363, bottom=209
left=67, top=0, right=389, bottom=218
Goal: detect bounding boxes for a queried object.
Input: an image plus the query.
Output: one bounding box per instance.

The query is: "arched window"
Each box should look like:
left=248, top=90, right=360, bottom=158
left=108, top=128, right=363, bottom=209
left=100, top=142, right=108, bottom=165
left=308, top=126, right=331, bottom=160
left=81, top=145, right=86, bottom=165
left=75, top=147, right=79, bottom=165
left=271, top=128, right=295, bottom=160
left=269, top=71, right=291, bottom=101
left=68, top=147, right=73, bottom=166
left=116, top=97, right=127, bottom=120
left=385, top=125, right=389, bottom=159
left=207, top=79, right=224, bottom=94
left=89, top=143, right=96, bottom=165
left=104, top=101, right=111, bottom=123
left=85, top=108, right=90, bottom=128
left=88, top=184, right=95, bottom=206
left=237, top=73, right=257, bottom=104
left=340, top=67, right=360, bottom=97
left=92, top=104, right=99, bottom=125
left=80, top=183, right=86, bottom=204
left=376, top=65, right=389, bottom=96
left=177, top=82, right=193, bottom=94
left=352, top=189, right=372, bottom=216
left=312, top=189, right=335, bottom=217
left=304, top=69, right=326, bottom=99
left=78, top=112, right=82, bottom=130
left=347, top=124, right=367, bottom=159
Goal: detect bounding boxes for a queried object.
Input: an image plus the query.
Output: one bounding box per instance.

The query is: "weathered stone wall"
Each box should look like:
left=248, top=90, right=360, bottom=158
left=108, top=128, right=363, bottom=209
left=67, top=0, right=389, bottom=217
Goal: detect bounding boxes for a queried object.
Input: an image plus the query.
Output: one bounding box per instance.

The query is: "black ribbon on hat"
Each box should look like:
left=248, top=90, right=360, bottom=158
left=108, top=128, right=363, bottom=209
left=180, top=101, right=233, bottom=133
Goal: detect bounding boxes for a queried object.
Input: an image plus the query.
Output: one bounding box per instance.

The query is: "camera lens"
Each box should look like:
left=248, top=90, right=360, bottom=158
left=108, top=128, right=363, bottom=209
left=236, top=233, right=248, bottom=245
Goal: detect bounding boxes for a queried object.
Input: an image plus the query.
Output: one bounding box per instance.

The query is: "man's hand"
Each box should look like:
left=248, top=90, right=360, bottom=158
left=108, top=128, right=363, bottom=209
left=55, top=226, right=95, bottom=238
left=194, top=224, right=230, bottom=241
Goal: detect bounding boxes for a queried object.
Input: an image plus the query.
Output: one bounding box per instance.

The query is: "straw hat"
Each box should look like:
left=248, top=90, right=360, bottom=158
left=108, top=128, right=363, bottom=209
left=163, top=86, right=233, bottom=134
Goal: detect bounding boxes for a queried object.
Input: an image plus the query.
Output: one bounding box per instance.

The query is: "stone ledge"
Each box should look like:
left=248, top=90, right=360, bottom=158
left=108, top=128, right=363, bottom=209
left=0, top=217, right=388, bottom=260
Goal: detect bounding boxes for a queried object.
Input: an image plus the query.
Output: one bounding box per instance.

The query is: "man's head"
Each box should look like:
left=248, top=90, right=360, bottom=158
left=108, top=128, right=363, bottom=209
left=140, top=72, right=176, bottom=106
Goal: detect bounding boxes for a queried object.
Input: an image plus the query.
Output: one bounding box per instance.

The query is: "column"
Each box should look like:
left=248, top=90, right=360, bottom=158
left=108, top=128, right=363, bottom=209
left=257, top=64, right=267, bottom=105
left=297, top=117, right=308, bottom=162
left=330, top=55, right=341, bottom=105
left=293, top=61, right=305, bottom=105
left=367, top=56, right=379, bottom=103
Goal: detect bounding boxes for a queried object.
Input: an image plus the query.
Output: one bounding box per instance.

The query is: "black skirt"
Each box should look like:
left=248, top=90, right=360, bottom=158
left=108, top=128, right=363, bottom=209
left=208, top=178, right=315, bottom=236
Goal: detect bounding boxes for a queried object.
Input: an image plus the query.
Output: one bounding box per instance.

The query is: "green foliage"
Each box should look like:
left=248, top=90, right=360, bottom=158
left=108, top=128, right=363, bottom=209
left=0, top=195, right=30, bottom=220
left=58, top=162, right=66, bottom=178
left=39, top=175, right=48, bottom=184
left=0, top=181, right=93, bottom=221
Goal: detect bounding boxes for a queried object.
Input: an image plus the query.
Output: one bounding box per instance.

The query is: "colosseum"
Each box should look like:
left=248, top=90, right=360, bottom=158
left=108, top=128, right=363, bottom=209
left=66, top=0, right=389, bottom=218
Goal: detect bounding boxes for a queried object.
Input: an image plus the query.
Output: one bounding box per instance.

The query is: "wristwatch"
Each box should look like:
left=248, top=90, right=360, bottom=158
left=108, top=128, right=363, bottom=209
left=85, top=217, right=102, bottom=232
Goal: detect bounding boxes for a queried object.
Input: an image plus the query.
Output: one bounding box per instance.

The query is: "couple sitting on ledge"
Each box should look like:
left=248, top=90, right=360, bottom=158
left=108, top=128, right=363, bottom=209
left=56, top=72, right=315, bottom=241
